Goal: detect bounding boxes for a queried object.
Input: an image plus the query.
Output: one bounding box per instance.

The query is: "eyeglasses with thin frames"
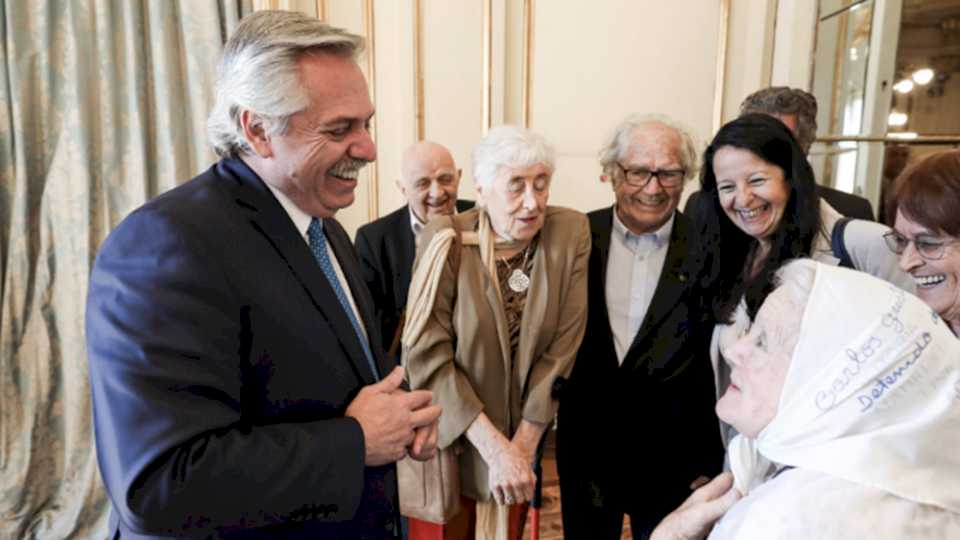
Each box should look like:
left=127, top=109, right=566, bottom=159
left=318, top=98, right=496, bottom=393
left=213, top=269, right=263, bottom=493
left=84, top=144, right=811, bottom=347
left=883, top=230, right=960, bottom=261
left=615, top=162, right=685, bottom=189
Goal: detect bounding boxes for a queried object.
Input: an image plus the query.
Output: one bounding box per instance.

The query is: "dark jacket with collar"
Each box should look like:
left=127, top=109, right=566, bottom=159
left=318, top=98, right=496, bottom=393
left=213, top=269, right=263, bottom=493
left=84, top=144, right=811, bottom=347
left=556, top=206, right=723, bottom=530
left=354, top=200, right=473, bottom=357
left=87, top=157, right=399, bottom=539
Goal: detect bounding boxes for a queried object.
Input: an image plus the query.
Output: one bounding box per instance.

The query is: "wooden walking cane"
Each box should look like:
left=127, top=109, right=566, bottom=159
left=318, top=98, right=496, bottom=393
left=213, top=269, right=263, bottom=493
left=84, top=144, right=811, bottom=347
left=528, top=432, right=547, bottom=540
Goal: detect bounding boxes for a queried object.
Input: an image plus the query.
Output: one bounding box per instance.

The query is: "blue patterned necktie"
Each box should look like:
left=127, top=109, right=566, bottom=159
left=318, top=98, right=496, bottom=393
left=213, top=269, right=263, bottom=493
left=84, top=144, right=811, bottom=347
left=307, top=218, right=379, bottom=380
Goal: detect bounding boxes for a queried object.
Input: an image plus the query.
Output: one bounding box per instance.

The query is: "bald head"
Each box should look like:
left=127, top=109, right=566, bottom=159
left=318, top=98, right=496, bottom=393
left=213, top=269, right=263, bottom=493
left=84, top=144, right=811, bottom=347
left=399, top=141, right=462, bottom=223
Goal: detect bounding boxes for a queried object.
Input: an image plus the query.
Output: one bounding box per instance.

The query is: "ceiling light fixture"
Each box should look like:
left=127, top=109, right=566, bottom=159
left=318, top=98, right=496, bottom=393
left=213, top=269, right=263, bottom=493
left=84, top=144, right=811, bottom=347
left=912, top=68, right=935, bottom=85
left=888, top=111, right=908, bottom=127
left=893, top=79, right=914, bottom=94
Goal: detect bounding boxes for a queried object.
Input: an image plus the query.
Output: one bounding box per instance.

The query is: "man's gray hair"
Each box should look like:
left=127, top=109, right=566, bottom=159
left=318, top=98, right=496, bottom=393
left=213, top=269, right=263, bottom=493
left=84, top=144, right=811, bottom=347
left=472, top=125, right=556, bottom=189
left=207, top=10, right=364, bottom=158
left=739, top=87, right=818, bottom=152
left=597, top=114, right=699, bottom=183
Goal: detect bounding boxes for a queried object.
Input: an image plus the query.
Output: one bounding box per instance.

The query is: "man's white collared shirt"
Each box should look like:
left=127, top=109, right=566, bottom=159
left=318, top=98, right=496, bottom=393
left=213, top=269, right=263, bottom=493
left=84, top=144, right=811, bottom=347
left=264, top=182, right=368, bottom=340
left=408, top=206, right=426, bottom=237
left=605, top=210, right=674, bottom=365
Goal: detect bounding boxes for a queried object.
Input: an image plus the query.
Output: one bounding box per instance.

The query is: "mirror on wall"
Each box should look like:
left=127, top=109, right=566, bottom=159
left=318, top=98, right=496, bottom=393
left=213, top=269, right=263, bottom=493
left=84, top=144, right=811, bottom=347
left=809, top=0, right=875, bottom=194
left=876, top=0, right=960, bottom=221
left=890, top=0, right=960, bottom=139
left=809, top=0, right=960, bottom=220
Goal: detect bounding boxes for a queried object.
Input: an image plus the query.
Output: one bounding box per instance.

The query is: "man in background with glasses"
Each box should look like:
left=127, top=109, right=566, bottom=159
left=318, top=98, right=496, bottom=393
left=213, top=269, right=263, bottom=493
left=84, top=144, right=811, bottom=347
left=557, top=116, right=724, bottom=539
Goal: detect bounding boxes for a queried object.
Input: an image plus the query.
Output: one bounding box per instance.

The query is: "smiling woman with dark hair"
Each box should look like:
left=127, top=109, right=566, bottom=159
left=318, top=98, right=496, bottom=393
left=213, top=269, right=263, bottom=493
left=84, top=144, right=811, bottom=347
left=689, top=113, right=912, bottom=447
left=887, top=149, right=960, bottom=336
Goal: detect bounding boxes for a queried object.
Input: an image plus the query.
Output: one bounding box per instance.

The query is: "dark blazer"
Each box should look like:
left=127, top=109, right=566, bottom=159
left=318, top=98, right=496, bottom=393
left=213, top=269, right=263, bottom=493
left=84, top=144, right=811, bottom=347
left=354, top=200, right=473, bottom=356
left=556, top=207, right=723, bottom=535
left=86, top=158, right=400, bottom=539
left=818, top=185, right=875, bottom=221
left=683, top=185, right=874, bottom=222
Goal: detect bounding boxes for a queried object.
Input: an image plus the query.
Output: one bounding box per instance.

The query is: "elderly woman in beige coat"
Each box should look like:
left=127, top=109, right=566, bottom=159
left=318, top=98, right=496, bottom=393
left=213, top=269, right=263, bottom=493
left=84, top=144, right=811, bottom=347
left=402, top=125, right=590, bottom=539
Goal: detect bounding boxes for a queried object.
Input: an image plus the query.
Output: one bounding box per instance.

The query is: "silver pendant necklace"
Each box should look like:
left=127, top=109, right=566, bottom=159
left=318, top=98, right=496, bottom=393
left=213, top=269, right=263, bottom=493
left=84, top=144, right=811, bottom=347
left=502, top=244, right=532, bottom=293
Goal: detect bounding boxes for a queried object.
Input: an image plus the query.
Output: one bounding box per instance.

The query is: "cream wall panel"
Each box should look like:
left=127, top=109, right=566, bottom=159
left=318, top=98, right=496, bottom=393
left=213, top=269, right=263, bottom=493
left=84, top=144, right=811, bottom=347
left=771, top=0, right=818, bottom=89
left=370, top=0, right=417, bottom=219
left=419, top=0, right=485, bottom=207
left=529, top=0, right=724, bottom=214
left=489, top=0, right=509, bottom=129
left=503, top=0, right=526, bottom=126
left=722, top=0, right=777, bottom=123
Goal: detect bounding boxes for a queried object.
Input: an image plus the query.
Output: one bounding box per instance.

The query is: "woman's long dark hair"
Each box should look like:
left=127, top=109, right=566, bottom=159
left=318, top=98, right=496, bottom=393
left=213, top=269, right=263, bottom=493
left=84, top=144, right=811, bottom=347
left=689, top=113, right=822, bottom=323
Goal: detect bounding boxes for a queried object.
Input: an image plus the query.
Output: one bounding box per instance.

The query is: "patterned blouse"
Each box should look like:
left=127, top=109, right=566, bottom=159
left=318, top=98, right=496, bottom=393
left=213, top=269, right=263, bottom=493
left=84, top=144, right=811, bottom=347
left=495, top=236, right=539, bottom=361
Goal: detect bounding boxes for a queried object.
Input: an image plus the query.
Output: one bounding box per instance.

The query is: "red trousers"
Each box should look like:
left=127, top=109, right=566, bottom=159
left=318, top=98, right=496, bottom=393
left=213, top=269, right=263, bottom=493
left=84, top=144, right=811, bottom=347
left=407, top=496, right=529, bottom=540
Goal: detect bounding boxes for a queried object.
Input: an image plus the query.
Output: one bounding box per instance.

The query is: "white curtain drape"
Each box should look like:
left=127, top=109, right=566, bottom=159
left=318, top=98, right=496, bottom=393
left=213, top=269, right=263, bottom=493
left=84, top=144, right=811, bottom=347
left=1, top=1, right=249, bottom=537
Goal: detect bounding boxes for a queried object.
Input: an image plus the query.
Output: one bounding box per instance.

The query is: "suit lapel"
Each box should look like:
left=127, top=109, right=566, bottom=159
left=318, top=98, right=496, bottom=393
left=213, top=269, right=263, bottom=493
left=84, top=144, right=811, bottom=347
left=462, top=211, right=513, bottom=375
left=516, top=237, right=548, bottom=385
left=593, top=207, right=614, bottom=294
left=622, top=213, right=689, bottom=364
left=224, top=159, right=378, bottom=384
left=455, top=199, right=476, bottom=213
left=395, top=207, right=416, bottom=309
left=484, top=278, right=513, bottom=378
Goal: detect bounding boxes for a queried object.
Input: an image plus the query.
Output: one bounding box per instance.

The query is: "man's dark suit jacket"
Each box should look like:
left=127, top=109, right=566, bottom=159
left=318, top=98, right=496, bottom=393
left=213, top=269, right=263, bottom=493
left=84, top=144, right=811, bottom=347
left=683, top=184, right=875, bottom=222
left=556, top=207, right=724, bottom=537
left=86, top=158, right=400, bottom=539
left=354, top=200, right=473, bottom=356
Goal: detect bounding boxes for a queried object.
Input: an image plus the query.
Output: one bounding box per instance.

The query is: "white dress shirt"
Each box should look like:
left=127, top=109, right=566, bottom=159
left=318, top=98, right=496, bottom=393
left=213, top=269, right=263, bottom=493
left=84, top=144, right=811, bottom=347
left=264, top=182, right=368, bottom=340
left=409, top=206, right=426, bottom=237
left=605, top=209, right=674, bottom=365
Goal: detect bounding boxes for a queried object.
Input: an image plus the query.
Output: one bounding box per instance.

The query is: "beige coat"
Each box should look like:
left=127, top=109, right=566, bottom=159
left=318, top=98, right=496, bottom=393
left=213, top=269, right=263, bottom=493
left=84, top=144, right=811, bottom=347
left=404, top=206, right=590, bottom=501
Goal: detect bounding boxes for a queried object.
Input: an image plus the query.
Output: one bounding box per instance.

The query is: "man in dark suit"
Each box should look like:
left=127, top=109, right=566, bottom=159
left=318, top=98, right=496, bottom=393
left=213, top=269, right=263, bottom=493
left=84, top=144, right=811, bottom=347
left=355, top=141, right=472, bottom=358
left=557, top=116, right=724, bottom=539
left=85, top=12, right=440, bottom=539
left=684, top=87, right=875, bottom=221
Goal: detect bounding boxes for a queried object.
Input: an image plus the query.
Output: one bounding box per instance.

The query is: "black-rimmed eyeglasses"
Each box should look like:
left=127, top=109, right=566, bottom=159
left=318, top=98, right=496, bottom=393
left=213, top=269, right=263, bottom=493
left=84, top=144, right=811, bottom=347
left=615, top=162, right=685, bottom=189
left=883, top=230, right=959, bottom=261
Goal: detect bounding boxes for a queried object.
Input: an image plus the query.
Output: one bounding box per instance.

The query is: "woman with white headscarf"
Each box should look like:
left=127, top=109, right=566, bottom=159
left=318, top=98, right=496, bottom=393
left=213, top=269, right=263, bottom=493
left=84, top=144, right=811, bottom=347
left=651, top=259, right=960, bottom=540
left=690, top=114, right=913, bottom=447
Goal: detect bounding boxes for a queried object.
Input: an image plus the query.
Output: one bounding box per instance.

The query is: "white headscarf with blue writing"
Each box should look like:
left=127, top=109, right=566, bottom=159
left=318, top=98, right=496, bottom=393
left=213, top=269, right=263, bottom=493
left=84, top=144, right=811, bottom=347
left=728, top=260, right=960, bottom=513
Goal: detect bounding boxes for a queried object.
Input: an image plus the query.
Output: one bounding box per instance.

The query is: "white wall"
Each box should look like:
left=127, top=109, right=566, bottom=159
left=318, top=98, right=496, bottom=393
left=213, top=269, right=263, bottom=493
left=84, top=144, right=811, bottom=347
left=771, top=0, right=819, bottom=89
left=722, top=0, right=777, bottom=123
left=530, top=1, right=723, bottom=213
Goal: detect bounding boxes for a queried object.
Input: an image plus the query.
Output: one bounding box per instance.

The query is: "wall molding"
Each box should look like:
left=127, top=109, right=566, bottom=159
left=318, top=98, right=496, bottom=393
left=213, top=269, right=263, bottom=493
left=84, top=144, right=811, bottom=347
left=482, top=0, right=493, bottom=134
left=414, top=0, right=425, bottom=140
left=364, top=0, right=380, bottom=220
left=713, top=0, right=731, bottom=133
left=521, top=0, right=534, bottom=128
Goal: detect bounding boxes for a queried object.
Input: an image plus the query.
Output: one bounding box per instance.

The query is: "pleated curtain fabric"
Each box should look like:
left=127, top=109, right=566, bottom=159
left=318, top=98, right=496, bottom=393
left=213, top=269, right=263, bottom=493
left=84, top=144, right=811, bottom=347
left=0, top=1, right=249, bottom=537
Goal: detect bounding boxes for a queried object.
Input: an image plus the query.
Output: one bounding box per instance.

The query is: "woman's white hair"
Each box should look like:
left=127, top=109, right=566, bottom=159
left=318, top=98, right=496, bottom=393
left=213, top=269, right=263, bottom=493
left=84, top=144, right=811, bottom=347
left=471, top=125, right=556, bottom=189
left=597, top=114, right=699, bottom=182
left=207, top=10, right=364, bottom=158
left=772, top=259, right=818, bottom=317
